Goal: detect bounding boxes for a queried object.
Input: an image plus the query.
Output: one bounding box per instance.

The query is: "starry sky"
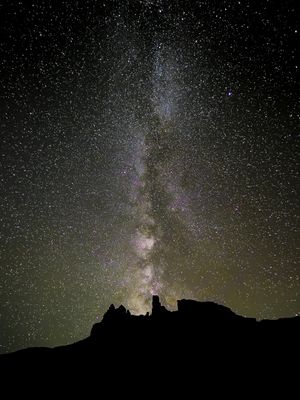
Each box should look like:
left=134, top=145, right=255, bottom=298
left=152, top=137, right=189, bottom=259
left=0, top=0, right=299, bottom=353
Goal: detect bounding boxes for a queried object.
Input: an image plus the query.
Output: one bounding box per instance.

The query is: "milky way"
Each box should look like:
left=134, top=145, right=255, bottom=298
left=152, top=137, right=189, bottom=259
left=122, top=43, right=190, bottom=313
left=0, top=1, right=299, bottom=353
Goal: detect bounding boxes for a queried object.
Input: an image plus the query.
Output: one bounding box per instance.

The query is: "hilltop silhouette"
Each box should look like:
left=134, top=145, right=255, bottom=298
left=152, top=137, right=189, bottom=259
left=1, top=296, right=299, bottom=385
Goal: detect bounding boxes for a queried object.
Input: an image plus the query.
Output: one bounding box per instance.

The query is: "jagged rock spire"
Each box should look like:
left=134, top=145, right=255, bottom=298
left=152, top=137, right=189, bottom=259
left=152, top=295, right=167, bottom=316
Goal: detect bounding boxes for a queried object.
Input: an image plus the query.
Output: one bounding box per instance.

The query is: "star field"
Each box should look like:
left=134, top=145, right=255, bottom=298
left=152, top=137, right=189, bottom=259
left=0, top=0, right=299, bottom=352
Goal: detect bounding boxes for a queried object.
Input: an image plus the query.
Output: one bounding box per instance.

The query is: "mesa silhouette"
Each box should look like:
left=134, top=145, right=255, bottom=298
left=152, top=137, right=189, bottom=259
left=1, top=295, right=299, bottom=370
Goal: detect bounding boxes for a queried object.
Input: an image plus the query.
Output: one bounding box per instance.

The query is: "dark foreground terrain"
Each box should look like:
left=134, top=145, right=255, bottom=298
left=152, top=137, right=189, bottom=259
left=1, top=296, right=299, bottom=390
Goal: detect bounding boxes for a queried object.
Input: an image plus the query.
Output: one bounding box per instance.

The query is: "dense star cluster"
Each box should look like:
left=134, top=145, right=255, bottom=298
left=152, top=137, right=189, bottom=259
left=0, top=0, right=299, bottom=352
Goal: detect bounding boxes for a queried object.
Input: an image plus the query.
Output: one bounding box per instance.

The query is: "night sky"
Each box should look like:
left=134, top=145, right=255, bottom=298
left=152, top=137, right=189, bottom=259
left=0, top=0, right=299, bottom=353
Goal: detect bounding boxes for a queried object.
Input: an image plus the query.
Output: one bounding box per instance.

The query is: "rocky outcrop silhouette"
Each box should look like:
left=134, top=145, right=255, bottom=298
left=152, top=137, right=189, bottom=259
left=1, top=296, right=299, bottom=378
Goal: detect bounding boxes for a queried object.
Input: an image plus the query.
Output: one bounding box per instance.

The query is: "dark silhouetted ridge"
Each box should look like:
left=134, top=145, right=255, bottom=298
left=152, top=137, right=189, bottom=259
left=1, top=296, right=299, bottom=380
